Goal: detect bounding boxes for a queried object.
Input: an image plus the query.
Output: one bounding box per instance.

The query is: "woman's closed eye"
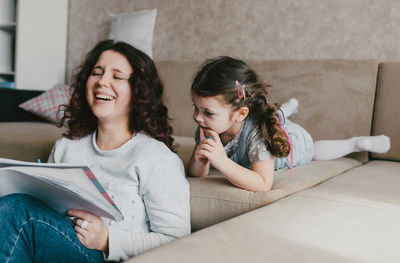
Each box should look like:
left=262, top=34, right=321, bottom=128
left=91, top=69, right=103, bottom=76
left=113, top=73, right=128, bottom=80
left=90, top=66, right=129, bottom=80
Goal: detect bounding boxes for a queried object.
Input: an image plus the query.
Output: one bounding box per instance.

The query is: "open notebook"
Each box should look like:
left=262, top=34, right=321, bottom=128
left=0, top=158, right=123, bottom=221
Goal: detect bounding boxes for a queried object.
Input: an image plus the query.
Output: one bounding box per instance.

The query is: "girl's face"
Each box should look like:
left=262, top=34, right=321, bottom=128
left=192, top=94, right=241, bottom=135
left=86, top=50, right=133, bottom=125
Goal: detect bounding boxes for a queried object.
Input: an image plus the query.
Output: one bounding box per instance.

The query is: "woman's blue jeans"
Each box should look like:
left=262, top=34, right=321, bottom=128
left=0, top=194, right=105, bottom=263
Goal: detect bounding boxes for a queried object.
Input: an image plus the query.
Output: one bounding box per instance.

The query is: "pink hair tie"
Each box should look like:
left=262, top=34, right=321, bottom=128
left=236, top=80, right=245, bottom=99
left=276, top=116, right=293, bottom=178
left=264, top=95, right=269, bottom=105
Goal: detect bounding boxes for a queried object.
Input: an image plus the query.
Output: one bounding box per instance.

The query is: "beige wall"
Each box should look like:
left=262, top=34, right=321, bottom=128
left=67, top=0, right=400, bottom=81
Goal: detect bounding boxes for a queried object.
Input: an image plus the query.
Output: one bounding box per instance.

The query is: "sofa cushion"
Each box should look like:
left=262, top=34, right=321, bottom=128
left=19, top=84, right=71, bottom=125
left=297, top=160, right=400, bottom=205
left=0, top=122, right=64, bottom=162
left=157, top=60, right=379, bottom=163
left=109, top=9, right=157, bottom=58
left=169, top=136, right=363, bottom=231
left=189, top=157, right=361, bottom=231
left=371, top=62, right=400, bottom=161
left=129, top=161, right=400, bottom=263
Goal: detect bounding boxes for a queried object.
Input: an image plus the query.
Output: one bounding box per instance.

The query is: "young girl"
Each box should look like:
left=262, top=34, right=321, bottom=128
left=0, top=40, right=190, bottom=262
left=188, top=56, right=390, bottom=192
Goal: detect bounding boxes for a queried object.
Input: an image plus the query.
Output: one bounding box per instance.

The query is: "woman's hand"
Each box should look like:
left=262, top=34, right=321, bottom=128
left=197, top=129, right=228, bottom=170
left=68, top=209, right=109, bottom=252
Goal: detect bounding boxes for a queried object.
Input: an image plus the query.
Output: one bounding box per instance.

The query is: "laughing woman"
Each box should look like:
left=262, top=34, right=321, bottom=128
left=0, top=40, right=190, bottom=262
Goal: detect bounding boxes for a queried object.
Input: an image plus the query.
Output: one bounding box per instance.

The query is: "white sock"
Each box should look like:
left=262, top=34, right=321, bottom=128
left=313, top=135, right=391, bottom=161
left=278, top=98, right=299, bottom=122
left=354, top=135, right=391, bottom=153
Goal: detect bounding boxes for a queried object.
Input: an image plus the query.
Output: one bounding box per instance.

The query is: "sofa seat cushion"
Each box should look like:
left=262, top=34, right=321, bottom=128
left=0, top=122, right=64, bottom=162
left=300, top=160, right=400, bottom=204
left=129, top=161, right=400, bottom=263
left=189, top=157, right=362, bottom=231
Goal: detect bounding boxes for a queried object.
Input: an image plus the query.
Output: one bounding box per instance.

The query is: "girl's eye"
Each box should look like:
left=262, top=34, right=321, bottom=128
left=204, top=111, right=214, bottom=117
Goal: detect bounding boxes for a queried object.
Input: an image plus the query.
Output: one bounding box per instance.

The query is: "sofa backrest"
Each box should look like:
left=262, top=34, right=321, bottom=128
left=371, top=62, right=400, bottom=161
left=156, top=61, right=199, bottom=137
left=157, top=59, right=379, bottom=162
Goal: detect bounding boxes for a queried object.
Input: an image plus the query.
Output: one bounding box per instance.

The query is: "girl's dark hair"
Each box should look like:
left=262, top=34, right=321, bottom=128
left=191, top=56, right=289, bottom=157
left=61, top=39, right=174, bottom=151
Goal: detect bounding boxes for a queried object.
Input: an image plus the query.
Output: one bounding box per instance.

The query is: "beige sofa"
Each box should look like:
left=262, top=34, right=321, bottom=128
left=0, top=60, right=399, bottom=262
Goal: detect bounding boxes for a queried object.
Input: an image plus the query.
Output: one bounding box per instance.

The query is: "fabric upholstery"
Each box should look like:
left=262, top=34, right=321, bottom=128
left=173, top=136, right=362, bottom=231
left=109, top=9, right=157, bottom=58
left=371, top=62, right=400, bottom=161
left=128, top=161, right=400, bottom=263
left=156, top=61, right=199, bottom=137
left=0, top=122, right=64, bottom=162
left=189, top=158, right=361, bottom=231
left=173, top=136, right=195, bottom=168
left=19, top=84, right=71, bottom=125
left=174, top=137, right=363, bottom=231
left=157, top=60, right=379, bottom=163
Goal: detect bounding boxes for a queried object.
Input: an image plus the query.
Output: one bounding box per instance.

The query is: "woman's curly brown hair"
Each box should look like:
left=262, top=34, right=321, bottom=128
left=191, top=56, right=290, bottom=157
left=60, top=40, right=174, bottom=151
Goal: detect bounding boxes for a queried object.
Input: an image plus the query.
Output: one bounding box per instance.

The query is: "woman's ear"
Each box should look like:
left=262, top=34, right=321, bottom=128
left=236, top=106, right=249, bottom=122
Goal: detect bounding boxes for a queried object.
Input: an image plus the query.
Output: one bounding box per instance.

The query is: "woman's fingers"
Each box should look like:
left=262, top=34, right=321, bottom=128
left=73, top=218, right=91, bottom=231
left=68, top=209, right=97, bottom=222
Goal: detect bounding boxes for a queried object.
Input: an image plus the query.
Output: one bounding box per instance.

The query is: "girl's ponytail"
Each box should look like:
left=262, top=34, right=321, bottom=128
left=247, top=87, right=290, bottom=158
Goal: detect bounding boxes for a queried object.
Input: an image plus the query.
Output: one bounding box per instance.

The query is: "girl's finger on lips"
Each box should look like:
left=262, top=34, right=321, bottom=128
left=207, top=130, right=221, bottom=143
left=199, top=127, right=206, bottom=140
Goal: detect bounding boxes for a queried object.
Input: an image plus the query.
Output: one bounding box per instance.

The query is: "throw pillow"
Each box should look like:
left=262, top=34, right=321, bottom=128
left=19, top=84, right=71, bottom=124
left=108, top=9, right=157, bottom=58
